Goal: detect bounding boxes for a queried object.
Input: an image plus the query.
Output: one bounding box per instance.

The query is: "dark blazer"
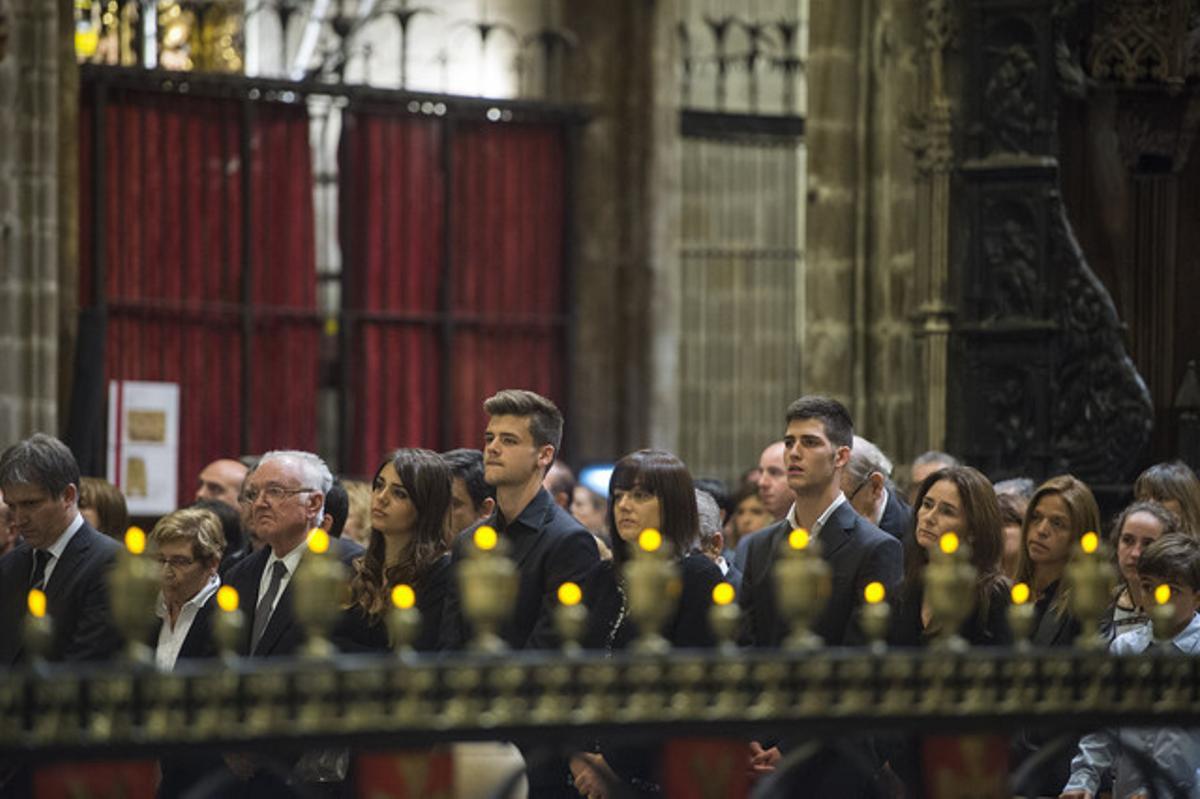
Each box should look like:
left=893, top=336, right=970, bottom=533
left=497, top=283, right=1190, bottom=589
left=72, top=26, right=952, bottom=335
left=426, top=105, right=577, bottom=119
left=440, top=487, right=600, bottom=651
left=877, top=488, right=914, bottom=541
left=739, top=502, right=903, bottom=647
left=223, top=537, right=363, bottom=657
left=0, top=520, right=121, bottom=665
left=330, top=553, right=450, bottom=654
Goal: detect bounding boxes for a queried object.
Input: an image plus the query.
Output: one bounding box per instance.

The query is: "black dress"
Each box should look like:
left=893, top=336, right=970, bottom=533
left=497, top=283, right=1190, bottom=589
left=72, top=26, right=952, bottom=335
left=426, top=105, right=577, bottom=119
left=330, top=554, right=451, bottom=654
left=879, top=577, right=1012, bottom=797
left=580, top=552, right=723, bottom=796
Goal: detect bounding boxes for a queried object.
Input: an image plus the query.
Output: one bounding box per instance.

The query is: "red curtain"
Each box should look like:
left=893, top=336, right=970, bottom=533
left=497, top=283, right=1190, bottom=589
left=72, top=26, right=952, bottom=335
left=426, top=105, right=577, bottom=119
left=339, top=110, right=567, bottom=477
left=79, top=86, right=317, bottom=507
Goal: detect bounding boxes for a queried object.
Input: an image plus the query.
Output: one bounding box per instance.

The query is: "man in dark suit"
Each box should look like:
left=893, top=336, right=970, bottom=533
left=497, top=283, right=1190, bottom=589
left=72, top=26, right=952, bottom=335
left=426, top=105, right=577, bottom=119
left=739, top=398, right=903, bottom=792
left=0, top=433, right=121, bottom=666
left=841, top=434, right=914, bottom=540
left=221, top=450, right=361, bottom=795
left=440, top=390, right=600, bottom=798
left=0, top=434, right=122, bottom=799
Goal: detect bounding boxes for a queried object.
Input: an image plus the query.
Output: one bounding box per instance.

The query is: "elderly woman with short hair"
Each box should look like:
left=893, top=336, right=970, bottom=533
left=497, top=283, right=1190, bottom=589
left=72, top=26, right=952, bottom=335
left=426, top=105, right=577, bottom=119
left=149, top=506, right=226, bottom=670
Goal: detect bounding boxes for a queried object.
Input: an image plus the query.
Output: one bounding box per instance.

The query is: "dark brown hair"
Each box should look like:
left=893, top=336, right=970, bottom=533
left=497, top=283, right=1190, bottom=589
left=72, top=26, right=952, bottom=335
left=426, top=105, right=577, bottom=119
left=483, top=389, right=564, bottom=453
left=1134, top=461, right=1200, bottom=538
left=904, top=466, right=1007, bottom=621
left=1138, top=533, right=1200, bottom=593
left=79, top=476, right=129, bottom=539
left=346, top=449, right=451, bottom=622
left=605, top=450, right=698, bottom=567
left=784, top=395, right=853, bottom=448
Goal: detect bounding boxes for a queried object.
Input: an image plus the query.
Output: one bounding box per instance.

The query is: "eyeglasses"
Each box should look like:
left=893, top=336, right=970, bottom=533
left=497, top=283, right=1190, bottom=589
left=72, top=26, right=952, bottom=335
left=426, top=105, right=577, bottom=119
left=846, top=473, right=879, bottom=502
left=240, top=485, right=315, bottom=505
left=156, top=555, right=197, bottom=569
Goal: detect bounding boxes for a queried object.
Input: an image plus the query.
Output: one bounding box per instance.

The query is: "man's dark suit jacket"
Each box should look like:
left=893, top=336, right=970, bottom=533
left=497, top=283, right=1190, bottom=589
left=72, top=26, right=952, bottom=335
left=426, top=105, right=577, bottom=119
left=739, top=502, right=903, bottom=647
left=223, top=536, right=363, bottom=657
left=0, top=520, right=121, bottom=665
left=877, top=488, right=914, bottom=541
left=440, top=487, right=600, bottom=651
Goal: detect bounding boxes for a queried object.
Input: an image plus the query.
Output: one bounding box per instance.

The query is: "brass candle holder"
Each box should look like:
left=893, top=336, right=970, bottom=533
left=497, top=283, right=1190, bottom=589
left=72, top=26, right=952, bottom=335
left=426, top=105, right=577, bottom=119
left=109, top=527, right=161, bottom=664
left=293, top=528, right=350, bottom=658
left=1150, top=583, right=1177, bottom=645
left=708, top=582, right=740, bottom=652
left=554, top=581, right=587, bottom=655
left=860, top=581, right=890, bottom=653
left=774, top=528, right=830, bottom=650
left=387, top=583, right=422, bottom=656
left=459, top=525, right=518, bottom=653
left=1008, top=582, right=1035, bottom=650
left=624, top=528, right=680, bottom=653
left=212, top=585, right=245, bottom=662
left=1066, top=532, right=1116, bottom=650
left=23, top=588, right=53, bottom=663
left=925, top=532, right=975, bottom=651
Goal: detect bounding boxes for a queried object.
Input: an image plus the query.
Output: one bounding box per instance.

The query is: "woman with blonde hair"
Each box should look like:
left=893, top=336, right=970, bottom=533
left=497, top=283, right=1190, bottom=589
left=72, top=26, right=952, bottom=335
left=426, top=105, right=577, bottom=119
left=1013, top=474, right=1101, bottom=646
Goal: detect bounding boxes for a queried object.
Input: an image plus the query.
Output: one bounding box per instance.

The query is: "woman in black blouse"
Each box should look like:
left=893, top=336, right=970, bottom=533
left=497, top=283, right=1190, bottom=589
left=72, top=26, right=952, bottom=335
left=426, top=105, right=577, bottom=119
left=890, top=464, right=1011, bottom=647
left=572, top=449, right=722, bottom=797
left=332, top=448, right=451, bottom=653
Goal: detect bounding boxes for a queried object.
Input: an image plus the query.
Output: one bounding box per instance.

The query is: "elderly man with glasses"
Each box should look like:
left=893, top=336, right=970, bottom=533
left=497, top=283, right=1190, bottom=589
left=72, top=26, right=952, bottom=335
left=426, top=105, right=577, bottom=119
left=839, top=435, right=912, bottom=540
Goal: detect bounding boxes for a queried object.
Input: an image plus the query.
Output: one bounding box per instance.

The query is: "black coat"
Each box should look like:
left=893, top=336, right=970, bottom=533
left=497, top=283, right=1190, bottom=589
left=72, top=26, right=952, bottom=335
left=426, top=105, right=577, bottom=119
left=439, top=488, right=600, bottom=651
left=583, top=551, right=723, bottom=651
left=223, top=537, right=363, bottom=657
left=877, top=488, right=914, bottom=541
left=0, top=520, right=121, bottom=665
left=738, top=502, right=904, bottom=648
left=887, top=577, right=1012, bottom=648
left=330, top=553, right=450, bottom=653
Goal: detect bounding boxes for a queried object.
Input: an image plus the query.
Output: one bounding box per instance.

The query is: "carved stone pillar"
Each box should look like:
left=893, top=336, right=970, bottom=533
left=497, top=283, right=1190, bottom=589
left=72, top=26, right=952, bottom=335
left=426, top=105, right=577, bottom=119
left=909, top=1, right=957, bottom=456
left=0, top=0, right=71, bottom=441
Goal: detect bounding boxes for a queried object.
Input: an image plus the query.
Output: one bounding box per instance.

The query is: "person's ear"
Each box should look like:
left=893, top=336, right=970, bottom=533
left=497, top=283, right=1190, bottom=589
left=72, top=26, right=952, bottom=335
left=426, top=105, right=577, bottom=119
left=321, top=512, right=334, bottom=532
left=833, top=445, right=851, bottom=470
left=62, top=483, right=79, bottom=507
left=307, top=491, right=325, bottom=525
left=537, top=446, right=556, bottom=472
left=478, top=497, right=496, bottom=520
left=869, top=472, right=886, bottom=498
left=709, top=530, right=725, bottom=553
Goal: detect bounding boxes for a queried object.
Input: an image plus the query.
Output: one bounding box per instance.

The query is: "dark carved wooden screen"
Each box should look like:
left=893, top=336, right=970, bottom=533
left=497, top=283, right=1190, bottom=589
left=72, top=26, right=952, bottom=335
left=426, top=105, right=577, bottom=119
left=950, top=1, right=1154, bottom=489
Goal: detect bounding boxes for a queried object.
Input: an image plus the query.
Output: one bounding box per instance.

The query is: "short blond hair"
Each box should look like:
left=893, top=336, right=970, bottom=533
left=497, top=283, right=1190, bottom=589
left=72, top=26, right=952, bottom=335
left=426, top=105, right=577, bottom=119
left=150, top=507, right=226, bottom=565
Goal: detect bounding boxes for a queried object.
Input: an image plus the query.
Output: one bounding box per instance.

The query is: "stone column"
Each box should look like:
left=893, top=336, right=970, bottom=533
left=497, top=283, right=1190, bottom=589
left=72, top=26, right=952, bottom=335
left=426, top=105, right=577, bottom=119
left=0, top=0, right=72, bottom=441
left=565, top=0, right=681, bottom=462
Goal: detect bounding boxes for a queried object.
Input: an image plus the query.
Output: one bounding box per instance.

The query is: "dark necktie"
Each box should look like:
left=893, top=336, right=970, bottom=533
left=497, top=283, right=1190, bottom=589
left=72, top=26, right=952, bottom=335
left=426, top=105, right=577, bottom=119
left=251, top=560, right=288, bottom=653
left=29, top=550, right=50, bottom=592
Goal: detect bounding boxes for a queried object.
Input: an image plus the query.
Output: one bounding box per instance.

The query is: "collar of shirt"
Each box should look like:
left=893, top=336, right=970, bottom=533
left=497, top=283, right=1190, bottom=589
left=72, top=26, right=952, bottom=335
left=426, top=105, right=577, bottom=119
left=1114, top=610, right=1200, bottom=655
left=156, top=573, right=222, bottom=621
left=261, top=541, right=307, bottom=598
left=786, top=492, right=847, bottom=540
left=873, top=488, right=889, bottom=526
left=498, top=487, right=553, bottom=537
left=44, top=512, right=84, bottom=561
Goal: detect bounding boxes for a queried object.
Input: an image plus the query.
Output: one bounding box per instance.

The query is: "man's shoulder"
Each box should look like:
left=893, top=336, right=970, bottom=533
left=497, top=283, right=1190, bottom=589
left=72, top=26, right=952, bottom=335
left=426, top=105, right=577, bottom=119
left=836, top=503, right=897, bottom=548
left=543, top=501, right=590, bottom=539
left=744, top=519, right=790, bottom=558
left=225, top=546, right=268, bottom=585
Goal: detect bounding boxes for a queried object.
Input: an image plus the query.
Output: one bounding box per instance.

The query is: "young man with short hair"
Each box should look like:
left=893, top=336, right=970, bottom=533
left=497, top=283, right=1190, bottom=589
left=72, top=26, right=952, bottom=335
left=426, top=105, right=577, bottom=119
left=441, top=389, right=599, bottom=652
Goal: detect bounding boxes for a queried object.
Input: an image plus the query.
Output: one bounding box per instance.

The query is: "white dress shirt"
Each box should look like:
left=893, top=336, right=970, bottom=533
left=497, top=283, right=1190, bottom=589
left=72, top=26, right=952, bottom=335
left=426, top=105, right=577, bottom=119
left=155, top=574, right=221, bottom=671
left=785, top=492, right=847, bottom=542
left=38, top=512, right=84, bottom=588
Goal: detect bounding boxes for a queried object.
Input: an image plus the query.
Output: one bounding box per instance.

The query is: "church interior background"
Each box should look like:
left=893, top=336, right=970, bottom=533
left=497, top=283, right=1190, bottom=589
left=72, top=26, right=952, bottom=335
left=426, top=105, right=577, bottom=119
left=0, top=0, right=1197, bottom=506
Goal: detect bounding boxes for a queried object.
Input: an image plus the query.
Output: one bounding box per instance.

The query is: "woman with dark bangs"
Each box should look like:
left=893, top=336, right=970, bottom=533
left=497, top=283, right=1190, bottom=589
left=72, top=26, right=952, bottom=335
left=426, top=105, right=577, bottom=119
left=332, top=448, right=452, bottom=653
left=571, top=449, right=722, bottom=798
